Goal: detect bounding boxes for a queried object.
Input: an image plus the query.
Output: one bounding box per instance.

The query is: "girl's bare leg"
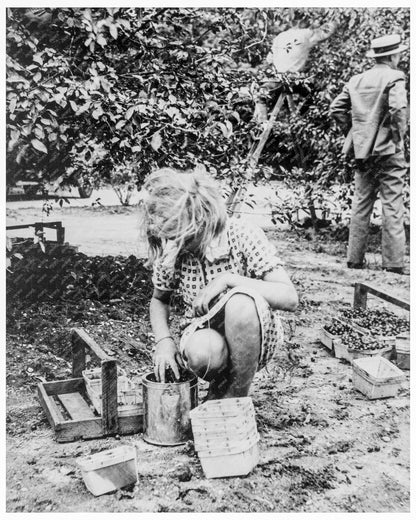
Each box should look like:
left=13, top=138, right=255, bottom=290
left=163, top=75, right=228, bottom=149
left=221, top=293, right=261, bottom=398
left=184, top=293, right=261, bottom=399
left=182, top=328, right=228, bottom=381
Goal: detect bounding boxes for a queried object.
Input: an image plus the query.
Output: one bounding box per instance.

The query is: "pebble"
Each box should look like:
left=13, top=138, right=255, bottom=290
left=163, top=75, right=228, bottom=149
left=355, top=464, right=363, bottom=469
left=167, top=463, right=192, bottom=482
left=337, top=467, right=349, bottom=474
left=381, top=436, right=390, bottom=442
left=60, top=467, right=73, bottom=475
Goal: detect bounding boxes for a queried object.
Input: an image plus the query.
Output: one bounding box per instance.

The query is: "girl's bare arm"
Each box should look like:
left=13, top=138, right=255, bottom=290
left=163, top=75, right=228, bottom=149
left=193, top=267, right=298, bottom=316
left=150, top=288, right=184, bottom=381
left=150, top=289, right=172, bottom=340
left=230, top=267, right=298, bottom=311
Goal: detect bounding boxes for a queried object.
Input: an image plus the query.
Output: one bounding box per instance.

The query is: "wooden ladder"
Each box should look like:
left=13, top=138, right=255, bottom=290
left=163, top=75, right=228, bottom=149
left=227, top=90, right=294, bottom=216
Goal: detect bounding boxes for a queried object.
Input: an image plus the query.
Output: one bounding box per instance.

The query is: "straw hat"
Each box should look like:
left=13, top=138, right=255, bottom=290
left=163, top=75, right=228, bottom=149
left=366, top=34, right=407, bottom=58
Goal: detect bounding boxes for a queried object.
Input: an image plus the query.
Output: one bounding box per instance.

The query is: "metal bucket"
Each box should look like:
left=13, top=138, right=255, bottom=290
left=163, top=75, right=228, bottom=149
left=142, top=371, right=198, bottom=446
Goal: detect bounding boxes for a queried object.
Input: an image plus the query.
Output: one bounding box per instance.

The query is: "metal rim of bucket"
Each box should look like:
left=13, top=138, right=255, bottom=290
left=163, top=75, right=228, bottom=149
left=142, top=371, right=198, bottom=388
left=142, top=435, right=190, bottom=447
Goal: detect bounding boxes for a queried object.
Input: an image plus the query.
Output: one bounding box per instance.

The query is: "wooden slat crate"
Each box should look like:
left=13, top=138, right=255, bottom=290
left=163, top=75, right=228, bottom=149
left=353, top=282, right=410, bottom=312
left=353, top=282, right=410, bottom=359
left=37, top=328, right=143, bottom=443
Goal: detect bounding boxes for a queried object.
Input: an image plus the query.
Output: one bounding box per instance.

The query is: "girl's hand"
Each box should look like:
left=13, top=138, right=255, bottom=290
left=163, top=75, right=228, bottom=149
left=193, top=274, right=230, bottom=317
left=153, top=337, right=185, bottom=383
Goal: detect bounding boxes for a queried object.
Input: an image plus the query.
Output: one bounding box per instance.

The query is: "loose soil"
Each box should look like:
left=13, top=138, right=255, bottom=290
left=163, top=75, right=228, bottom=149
left=6, top=207, right=411, bottom=513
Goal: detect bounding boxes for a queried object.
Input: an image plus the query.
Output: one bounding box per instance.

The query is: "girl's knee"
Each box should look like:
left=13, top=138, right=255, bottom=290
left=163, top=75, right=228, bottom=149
left=225, top=293, right=259, bottom=327
left=183, top=328, right=227, bottom=379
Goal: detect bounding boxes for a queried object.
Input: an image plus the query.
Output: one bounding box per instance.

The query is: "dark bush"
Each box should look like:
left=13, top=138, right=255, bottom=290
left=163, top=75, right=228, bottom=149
left=7, top=241, right=153, bottom=303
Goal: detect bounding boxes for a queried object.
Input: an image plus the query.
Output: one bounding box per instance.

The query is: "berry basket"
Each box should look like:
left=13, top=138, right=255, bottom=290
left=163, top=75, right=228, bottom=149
left=198, top=436, right=260, bottom=479
left=327, top=316, right=394, bottom=363
left=395, top=334, right=410, bottom=370
left=190, top=397, right=255, bottom=418
left=348, top=343, right=394, bottom=362
left=193, top=424, right=258, bottom=452
left=192, top=418, right=255, bottom=435
left=352, top=356, right=405, bottom=399
left=340, top=306, right=409, bottom=346
left=334, top=340, right=394, bottom=363
left=321, top=317, right=362, bottom=353
left=190, top=397, right=259, bottom=478
left=77, top=445, right=138, bottom=496
left=319, top=327, right=340, bottom=351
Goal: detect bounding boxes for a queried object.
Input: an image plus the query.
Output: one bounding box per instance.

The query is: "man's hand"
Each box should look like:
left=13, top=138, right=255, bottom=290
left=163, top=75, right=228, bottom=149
left=192, top=274, right=230, bottom=317
left=153, top=337, right=185, bottom=383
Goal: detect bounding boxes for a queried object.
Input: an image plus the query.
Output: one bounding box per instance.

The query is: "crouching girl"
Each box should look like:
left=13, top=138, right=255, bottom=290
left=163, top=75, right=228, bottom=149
left=140, top=168, right=298, bottom=399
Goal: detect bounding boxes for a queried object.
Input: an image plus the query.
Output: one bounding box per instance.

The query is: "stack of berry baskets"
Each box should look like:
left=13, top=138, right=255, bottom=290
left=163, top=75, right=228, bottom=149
left=190, top=397, right=259, bottom=479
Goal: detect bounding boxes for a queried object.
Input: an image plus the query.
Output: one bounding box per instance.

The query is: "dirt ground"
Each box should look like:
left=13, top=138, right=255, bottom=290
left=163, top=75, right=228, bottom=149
left=5, top=204, right=411, bottom=513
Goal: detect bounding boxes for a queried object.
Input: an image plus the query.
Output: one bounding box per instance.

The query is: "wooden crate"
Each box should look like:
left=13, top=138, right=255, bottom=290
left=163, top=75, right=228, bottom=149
left=353, top=282, right=410, bottom=360
left=37, top=328, right=143, bottom=443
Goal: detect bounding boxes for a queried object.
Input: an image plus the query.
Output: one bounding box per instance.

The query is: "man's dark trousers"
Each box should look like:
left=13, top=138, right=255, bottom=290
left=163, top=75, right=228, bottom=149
left=348, top=151, right=407, bottom=269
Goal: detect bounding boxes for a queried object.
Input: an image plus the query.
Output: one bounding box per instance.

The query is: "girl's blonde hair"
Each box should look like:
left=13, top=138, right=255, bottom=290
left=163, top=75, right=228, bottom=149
left=140, top=168, right=227, bottom=261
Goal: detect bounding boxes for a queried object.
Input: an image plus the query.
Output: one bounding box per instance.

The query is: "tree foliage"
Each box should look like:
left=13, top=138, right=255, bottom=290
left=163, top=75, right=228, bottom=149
left=6, top=7, right=410, bottom=207
left=7, top=8, right=264, bottom=188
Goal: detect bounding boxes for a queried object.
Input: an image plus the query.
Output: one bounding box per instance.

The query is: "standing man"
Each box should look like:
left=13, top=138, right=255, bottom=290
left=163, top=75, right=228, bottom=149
left=330, top=34, right=408, bottom=274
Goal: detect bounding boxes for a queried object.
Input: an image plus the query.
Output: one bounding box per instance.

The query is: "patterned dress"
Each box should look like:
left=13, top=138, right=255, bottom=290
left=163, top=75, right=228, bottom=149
left=152, top=217, right=285, bottom=370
